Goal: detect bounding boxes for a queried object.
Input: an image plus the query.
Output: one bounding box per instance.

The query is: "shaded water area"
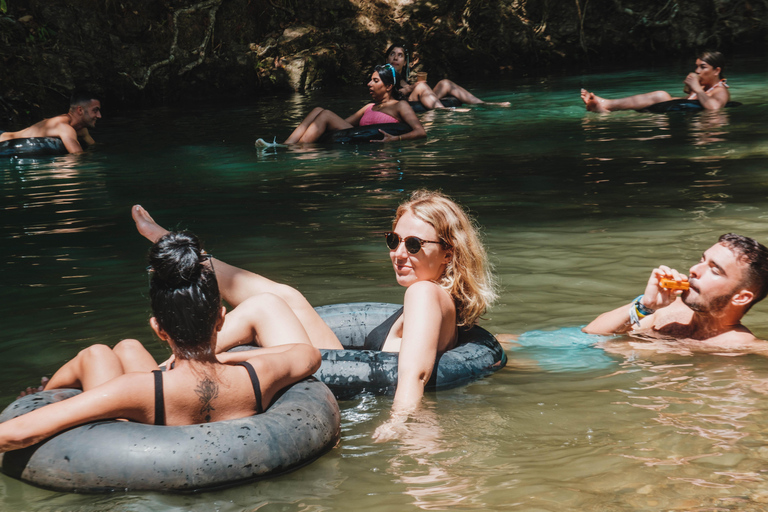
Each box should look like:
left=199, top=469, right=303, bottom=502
left=3, top=56, right=768, bottom=510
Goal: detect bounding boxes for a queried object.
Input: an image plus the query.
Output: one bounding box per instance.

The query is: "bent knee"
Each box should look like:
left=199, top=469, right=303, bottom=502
left=113, top=338, right=144, bottom=356
left=79, top=343, right=115, bottom=362
left=241, top=292, right=291, bottom=316
left=652, top=91, right=673, bottom=102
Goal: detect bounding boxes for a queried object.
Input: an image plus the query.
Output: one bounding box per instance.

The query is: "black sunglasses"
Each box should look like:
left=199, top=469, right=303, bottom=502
left=385, top=232, right=445, bottom=254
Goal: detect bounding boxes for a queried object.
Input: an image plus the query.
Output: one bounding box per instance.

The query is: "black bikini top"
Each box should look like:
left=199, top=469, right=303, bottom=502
left=362, top=307, right=404, bottom=351
left=152, top=361, right=263, bottom=426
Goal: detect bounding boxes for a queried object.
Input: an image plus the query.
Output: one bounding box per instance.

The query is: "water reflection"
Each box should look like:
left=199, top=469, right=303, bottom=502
left=2, top=59, right=768, bottom=510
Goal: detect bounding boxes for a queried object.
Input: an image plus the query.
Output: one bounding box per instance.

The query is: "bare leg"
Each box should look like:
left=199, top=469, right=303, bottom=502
left=45, top=340, right=157, bottom=392
left=284, top=108, right=354, bottom=144
left=215, top=292, right=314, bottom=351
left=132, top=205, right=343, bottom=349
left=433, top=79, right=510, bottom=106
left=407, top=82, right=445, bottom=109
left=581, top=88, right=673, bottom=113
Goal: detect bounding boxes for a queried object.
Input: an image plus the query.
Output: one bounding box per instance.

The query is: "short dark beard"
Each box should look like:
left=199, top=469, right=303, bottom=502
left=685, top=291, right=732, bottom=313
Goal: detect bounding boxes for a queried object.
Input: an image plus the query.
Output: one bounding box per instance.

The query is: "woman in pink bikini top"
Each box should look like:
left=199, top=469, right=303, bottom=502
left=275, top=64, right=426, bottom=144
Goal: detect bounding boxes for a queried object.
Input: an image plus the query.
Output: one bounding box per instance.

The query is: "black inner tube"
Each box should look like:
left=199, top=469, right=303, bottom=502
left=318, top=123, right=412, bottom=144
left=0, top=137, right=68, bottom=157
left=638, top=99, right=742, bottom=113
left=409, top=96, right=462, bottom=114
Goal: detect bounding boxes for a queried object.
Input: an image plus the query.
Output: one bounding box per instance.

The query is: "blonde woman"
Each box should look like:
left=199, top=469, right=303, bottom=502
left=132, top=190, right=497, bottom=440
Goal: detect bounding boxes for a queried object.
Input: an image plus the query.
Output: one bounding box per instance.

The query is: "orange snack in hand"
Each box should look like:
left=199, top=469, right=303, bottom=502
left=660, top=278, right=690, bottom=291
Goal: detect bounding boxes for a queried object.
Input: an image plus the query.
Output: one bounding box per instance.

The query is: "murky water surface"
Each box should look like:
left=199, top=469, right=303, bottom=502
left=3, top=56, right=768, bottom=510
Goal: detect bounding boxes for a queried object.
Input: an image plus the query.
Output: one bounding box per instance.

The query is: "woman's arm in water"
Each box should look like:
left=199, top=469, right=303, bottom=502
left=375, top=101, right=426, bottom=143
left=0, top=373, right=152, bottom=452
left=373, top=281, right=454, bottom=441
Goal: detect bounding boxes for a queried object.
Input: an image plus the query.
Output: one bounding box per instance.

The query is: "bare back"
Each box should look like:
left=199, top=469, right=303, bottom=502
left=0, top=114, right=83, bottom=153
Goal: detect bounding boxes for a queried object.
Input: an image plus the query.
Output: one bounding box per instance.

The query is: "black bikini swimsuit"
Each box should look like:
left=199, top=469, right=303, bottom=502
left=151, top=361, right=264, bottom=426
left=362, top=307, right=404, bottom=351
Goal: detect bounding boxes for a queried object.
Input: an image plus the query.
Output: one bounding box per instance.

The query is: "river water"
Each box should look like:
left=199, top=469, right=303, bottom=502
left=2, top=56, right=768, bottom=511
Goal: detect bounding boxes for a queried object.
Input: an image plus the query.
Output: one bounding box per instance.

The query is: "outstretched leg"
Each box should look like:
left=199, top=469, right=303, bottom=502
left=581, top=88, right=673, bottom=113
left=284, top=107, right=354, bottom=144
left=407, top=82, right=445, bottom=109
left=132, top=205, right=343, bottom=349
left=433, top=79, right=511, bottom=106
left=215, top=292, right=314, bottom=352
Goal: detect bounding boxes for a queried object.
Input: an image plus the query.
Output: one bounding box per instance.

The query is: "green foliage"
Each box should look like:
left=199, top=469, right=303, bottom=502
left=26, top=25, right=53, bottom=44
left=0, top=0, right=7, bottom=14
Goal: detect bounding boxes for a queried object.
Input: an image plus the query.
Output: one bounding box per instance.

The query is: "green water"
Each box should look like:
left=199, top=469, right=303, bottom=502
left=3, top=56, right=768, bottom=510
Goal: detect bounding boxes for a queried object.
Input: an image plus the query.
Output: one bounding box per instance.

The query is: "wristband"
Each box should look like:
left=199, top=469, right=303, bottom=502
left=629, top=294, right=655, bottom=327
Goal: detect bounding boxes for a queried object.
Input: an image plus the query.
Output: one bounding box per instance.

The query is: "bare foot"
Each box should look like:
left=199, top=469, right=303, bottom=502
left=17, top=377, right=49, bottom=400
left=484, top=101, right=511, bottom=107
left=132, top=205, right=169, bottom=243
left=581, top=88, right=610, bottom=113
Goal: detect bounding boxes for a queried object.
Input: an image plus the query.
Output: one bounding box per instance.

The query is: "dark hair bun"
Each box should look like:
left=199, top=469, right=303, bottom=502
left=149, top=231, right=204, bottom=288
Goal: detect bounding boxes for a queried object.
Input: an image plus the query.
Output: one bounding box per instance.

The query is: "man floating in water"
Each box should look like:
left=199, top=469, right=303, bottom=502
left=584, top=234, right=768, bottom=354
left=0, top=91, right=101, bottom=154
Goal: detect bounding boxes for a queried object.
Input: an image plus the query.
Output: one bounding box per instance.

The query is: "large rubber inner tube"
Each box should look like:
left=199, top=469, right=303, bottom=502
left=318, top=123, right=412, bottom=144
left=638, top=99, right=742, bottom=113
left=313, top=302, right=507, bottom=400
left=0, top=378, right=340, bottom=493
left=0, top=137, right=67, bottom=157
left=409, top=96, right=462, bottom=114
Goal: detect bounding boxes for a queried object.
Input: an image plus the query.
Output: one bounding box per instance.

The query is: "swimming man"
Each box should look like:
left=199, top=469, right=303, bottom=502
left=584, top=234, right=768, bottom=354
left=0, top=91, right=102, bottom=153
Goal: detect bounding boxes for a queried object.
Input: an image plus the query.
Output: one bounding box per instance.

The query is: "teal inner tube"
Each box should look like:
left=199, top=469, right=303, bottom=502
left=318, top=123, right=412, bottom=144
left=0, top=137, right=67, bottom=157
left=313, top=302, right=507, bottom=400
left=409, top=96, right=462, bottom=114
left=0, top=378, right=340, bottom=493
left=638, top=99, right=742, bottom=113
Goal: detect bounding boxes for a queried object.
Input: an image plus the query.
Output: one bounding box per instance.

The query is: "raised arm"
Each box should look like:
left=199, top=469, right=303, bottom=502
left=0, top=374, right=151, bottom=452
left=583, top=265, right=687, bottom=335
left=684, top=73, right=730, bottom=110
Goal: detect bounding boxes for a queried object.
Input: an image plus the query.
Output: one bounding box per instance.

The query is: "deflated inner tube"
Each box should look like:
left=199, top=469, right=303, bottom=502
left=318, top=123, right=412, bottom=144
left=0, top=378, right=340, bottom=493
left=313, top=302, right=507, bottom=400
left=638, top=99, right=742, bottom=113
left=0, top=137, right=68, bottom=157
left=409, top=96, right=462, bottom=114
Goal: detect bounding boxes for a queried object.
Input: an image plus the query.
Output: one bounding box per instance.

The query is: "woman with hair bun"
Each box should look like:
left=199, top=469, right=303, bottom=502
left=255, top=64, right=425, bottom=146
left=0, top=230, right=320, bottom=452
left=132, top=190, right=498, bottom=441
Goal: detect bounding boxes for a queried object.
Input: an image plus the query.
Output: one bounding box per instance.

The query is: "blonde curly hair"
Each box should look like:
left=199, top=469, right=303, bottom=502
left=393, top=190, right=497, bottom=327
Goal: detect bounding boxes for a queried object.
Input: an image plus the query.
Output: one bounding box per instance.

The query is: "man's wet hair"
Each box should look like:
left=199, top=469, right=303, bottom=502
left=70, top=90, right=98, bottom=108
left=719, top=233, right=768, bottom=308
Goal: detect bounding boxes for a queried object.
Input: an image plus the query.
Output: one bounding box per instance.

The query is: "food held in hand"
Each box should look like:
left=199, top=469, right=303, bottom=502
left=660, top=278, right=690, bottom=291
